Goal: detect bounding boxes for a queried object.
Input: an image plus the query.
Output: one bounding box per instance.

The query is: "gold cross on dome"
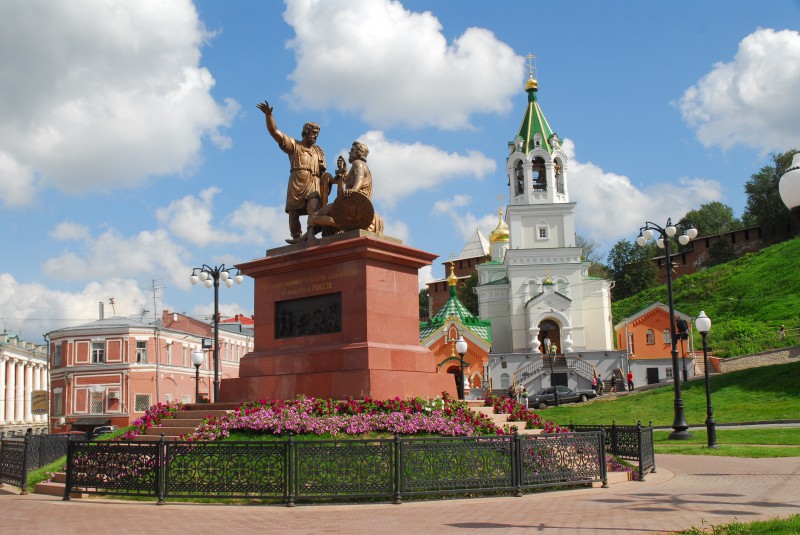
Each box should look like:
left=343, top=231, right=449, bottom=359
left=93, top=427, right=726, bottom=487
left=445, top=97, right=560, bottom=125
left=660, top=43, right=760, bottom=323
left=526, top=53, right=537, bottom=78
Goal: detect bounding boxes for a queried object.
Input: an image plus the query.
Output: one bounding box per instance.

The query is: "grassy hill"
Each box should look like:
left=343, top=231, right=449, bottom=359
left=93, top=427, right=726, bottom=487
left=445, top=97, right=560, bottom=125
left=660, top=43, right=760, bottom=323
left=544, top=360, right=800, bottom=426
left=612, top=236, right=800, bottom=356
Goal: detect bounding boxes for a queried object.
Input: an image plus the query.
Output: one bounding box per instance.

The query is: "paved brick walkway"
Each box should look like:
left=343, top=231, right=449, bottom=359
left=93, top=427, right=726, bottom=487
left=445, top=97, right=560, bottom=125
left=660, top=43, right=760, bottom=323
left=1, top=455, right=798, bottom=534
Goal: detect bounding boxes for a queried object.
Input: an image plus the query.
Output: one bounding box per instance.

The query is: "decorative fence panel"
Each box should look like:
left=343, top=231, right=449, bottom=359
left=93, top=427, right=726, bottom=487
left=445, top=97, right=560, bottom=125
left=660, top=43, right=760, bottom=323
left=518, top=432, right=605, bottom=489
left=1, top=434, right=86, bottom=492
left=63, top=431, right=618, bottom=505
left=64, top=441, right=161, bottom=499
left=0, top=438, right=26, bottom=489
left=566, top=422, right=655, bottom=480
left=399, top=435, right=515, bottom=495
left=165, top=441, right=287, bottom=500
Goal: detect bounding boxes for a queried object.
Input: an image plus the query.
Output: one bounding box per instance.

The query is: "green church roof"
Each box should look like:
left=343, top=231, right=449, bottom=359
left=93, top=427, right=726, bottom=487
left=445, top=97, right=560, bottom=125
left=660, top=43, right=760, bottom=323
left=513, top=75, right=559, bottom=156
left=420, top=286, right=492, bottom=343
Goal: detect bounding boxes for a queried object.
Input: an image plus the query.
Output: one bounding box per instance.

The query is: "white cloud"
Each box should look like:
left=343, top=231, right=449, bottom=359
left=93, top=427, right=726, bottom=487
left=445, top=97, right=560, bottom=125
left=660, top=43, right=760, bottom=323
left=227, top=201, right=289, bottom=247
left=359, top=131, right=496, bottom=207
left=0, top=274, right=149, bottom=339
left=432, top=194, right=472, bottom=215
left=0, top=151, right=38, bottom=208
left=679, top=28, right=800, bottom=153
left=50, top=221, right=91, bottom=241
left=563, top=139, right=722, bottom=248
left=432, top=194, right=498, bottom=244
left=156, top=187, right=242, bottom=246
left=418, top=265, right=434, bottom=290
left=283, top=0, right=522, bottom=129
left=0, top=0, right=238, bottom=205
left=381, top=216, right=410, bottom=244
left=42, top=228, right=193, bottom=289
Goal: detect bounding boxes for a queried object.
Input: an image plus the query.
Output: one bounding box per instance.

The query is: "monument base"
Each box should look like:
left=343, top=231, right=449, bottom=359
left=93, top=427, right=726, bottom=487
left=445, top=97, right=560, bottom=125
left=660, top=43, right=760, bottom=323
left=220, top=231, right=455, bottom=402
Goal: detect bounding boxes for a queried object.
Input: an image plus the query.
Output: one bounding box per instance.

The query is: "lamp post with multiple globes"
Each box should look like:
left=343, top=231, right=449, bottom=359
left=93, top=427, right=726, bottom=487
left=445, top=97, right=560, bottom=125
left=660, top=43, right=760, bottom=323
left=455, top=336, right=468, bottom=400
left=189, top=265, right=243, bottom=402
left=636, top=219, right=697, bottom=440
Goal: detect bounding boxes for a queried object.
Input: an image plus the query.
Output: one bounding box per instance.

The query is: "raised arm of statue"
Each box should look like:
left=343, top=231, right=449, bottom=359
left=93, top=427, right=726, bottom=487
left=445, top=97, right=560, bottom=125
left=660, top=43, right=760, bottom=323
left=257, top=100, right=283, bottom=145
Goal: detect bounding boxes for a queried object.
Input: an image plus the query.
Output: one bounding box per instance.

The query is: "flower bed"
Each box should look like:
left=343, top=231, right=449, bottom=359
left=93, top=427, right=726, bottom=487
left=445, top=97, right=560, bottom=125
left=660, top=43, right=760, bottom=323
left=119, top=401, right=186, bottom=440
left=484, top=395, right=568, bottom=433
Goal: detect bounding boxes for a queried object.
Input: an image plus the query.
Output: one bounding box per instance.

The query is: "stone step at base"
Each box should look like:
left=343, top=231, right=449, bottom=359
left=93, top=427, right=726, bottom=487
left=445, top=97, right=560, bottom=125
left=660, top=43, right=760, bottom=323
left=178, top=409, right=232, bottom=420
left=592, top=470, right=633, bottom=487
left=35, top=480, right=85, bottom=499
left=142, top=426, right=198, bottom=437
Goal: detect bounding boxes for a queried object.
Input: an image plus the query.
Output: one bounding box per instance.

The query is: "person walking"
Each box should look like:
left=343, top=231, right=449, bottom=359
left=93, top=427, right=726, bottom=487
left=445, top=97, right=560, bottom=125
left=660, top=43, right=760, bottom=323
left=596, top=375, right=604, bottom=395
left=779, top=324, right=786, bottom=340
left=627, top=371, right=634, bottom=391
left=610, top=374, right=618, bottom=394
left=591, top=375, right=598, bottom=393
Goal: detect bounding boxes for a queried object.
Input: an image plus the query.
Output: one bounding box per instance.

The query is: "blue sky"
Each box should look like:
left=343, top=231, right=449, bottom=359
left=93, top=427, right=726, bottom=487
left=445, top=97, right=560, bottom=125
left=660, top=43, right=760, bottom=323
left=1, top=0, right=799, bottom=341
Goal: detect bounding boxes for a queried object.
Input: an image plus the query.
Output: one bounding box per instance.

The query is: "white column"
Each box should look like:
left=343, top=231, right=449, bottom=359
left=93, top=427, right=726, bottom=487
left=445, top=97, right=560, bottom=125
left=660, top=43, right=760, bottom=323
left=15, top=359, right=24, bottom=422
left=24, top=363, right=33, bottom=423
left=6, top=358, right=16, bottom=422
left=33, top=364, right=42, bottom=423
left=0, top=357, right=6, bottom=424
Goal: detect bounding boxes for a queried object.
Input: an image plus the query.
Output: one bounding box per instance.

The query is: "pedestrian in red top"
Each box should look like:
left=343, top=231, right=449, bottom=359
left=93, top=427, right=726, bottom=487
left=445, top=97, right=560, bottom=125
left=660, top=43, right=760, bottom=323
left=627, top=371, right=634, bottom=391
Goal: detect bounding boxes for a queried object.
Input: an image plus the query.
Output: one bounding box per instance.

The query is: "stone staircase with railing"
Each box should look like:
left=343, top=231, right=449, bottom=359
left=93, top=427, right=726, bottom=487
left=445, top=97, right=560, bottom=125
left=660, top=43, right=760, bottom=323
left=513, top=354, right=597, bottom=392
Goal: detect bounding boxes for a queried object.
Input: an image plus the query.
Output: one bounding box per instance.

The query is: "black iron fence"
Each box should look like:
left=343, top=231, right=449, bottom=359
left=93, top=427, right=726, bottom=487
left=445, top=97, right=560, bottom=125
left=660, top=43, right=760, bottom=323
left=0, top=433, right=86, bottom=492
left=64, top=431, right=609, bottom=505
left=565, top=422, right=655, bottom=480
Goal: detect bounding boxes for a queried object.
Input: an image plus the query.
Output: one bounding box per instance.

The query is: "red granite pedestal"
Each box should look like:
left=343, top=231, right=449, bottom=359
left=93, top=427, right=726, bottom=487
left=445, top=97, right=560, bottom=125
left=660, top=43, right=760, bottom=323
left=219, top=231, right=456, bottom=401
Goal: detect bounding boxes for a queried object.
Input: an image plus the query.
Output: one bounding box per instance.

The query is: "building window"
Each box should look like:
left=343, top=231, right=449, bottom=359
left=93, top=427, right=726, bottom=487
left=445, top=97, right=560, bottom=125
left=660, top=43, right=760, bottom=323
left=537, top=226, right=548, bottom=240
left=166, top=343, right=172, bottom=365
left=663, top=329, right=671, bottom=343
left=501, top=361, right=507, bottom=369
left=53, top=391, right=63, bottom=417
left=92, top=342, right=105, bottom=363
left=136, top=341, right=147, bottom=363
left=134, top=394, right=152, bottom=412
left=181, top=395, right=191, bottom=404
left=90, top=392, right=104, bottom=414
left=665, top=367, right=674, bottom=379
left=645, top=330, right=655, bottom=345
left=183, top=346, right=188, bottom=367
left=165, top=394, right=173, bottom=403
left=53, top=344, right=63, bottom=367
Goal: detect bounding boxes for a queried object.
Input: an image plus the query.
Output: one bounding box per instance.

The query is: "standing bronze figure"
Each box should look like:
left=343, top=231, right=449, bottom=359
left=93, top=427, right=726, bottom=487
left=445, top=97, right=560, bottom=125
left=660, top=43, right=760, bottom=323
left=257, top=100, right=330, bottom=243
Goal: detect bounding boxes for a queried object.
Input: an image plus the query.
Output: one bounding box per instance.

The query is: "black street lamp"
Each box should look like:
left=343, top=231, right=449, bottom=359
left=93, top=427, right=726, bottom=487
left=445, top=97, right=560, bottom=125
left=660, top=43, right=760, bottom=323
left=545, top=352, right=560, bottom=406
left=455, top=336, right=468, bottom=400
left=190, top=264, right=243, bottom=402
left=695, top=311, right=718, bottom=449
left=191, top=349, right=204, bottom=404
left=637, top=218, right=697, bottom=440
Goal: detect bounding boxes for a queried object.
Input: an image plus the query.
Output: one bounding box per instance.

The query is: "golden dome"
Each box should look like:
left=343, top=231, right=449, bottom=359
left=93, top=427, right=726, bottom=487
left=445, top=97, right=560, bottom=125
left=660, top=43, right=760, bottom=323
left=489, top=209, right=509, bottom=244
left=447, top=261, right=458, bottom=287
left=525, top=75, right=538, bottom=92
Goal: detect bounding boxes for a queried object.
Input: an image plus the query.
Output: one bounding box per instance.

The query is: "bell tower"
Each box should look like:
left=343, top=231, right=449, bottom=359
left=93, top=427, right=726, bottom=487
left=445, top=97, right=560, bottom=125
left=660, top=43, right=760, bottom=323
left=505, top=55, right=576, bottom=251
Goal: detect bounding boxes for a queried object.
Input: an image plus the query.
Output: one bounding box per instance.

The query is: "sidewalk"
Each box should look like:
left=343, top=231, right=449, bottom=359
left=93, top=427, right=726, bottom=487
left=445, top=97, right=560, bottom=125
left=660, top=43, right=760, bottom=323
left=1, top=455, right=798, bottom=534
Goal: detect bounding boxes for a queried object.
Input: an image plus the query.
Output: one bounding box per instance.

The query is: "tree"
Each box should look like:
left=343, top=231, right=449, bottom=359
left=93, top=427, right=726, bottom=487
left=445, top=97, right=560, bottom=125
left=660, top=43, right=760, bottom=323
left=607, top=238, right=658, bottom=301
left=678, top=201, right=741, bottom=238
left=419, top=288, right=429, bottom=320
left=742, top=149, right=800, bottom=241
left=457, top=272, right=480, bottom=316
left=576, top=234, right=611, bottom=278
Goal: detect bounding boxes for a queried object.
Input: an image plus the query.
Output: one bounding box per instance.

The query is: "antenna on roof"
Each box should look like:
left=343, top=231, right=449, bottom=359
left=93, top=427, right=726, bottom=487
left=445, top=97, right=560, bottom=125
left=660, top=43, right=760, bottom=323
left=108, top=297, right=116, bottom=315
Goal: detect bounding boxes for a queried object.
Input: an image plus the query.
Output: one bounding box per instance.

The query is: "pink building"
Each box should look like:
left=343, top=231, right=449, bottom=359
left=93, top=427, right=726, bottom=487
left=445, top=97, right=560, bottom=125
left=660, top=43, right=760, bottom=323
left=47, top=310, right=252, bottom=435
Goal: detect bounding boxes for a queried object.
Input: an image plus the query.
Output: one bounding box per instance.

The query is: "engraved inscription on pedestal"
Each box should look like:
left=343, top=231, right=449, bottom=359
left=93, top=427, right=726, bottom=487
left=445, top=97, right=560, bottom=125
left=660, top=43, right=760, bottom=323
left=275, top=293, right=342, bottom=339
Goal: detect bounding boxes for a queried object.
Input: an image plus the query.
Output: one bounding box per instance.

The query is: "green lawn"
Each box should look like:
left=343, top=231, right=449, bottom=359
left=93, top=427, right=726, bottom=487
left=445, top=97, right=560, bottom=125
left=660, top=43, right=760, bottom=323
left=672, top=514, right=800, bottom=534
left=544, top=361, right=800, bottom=427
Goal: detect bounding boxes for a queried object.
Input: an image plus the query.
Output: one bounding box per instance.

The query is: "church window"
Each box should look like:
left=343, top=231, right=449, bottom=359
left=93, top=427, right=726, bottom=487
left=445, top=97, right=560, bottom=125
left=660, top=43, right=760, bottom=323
left=645, top=329, right=655, bottom=345
left=663, top=329, right=671, bottom=343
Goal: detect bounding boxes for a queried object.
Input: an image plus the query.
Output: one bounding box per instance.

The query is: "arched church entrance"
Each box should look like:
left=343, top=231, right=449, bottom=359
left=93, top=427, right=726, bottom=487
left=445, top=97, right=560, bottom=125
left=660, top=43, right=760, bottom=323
left=446, top=365, right=465, bottom=398
left=538, top=319, right=561, bottom=354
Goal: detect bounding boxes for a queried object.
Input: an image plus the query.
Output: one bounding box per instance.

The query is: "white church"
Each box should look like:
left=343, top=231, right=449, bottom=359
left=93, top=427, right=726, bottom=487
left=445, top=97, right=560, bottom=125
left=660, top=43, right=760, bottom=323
left=478, top=68, right=626, bottom=395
